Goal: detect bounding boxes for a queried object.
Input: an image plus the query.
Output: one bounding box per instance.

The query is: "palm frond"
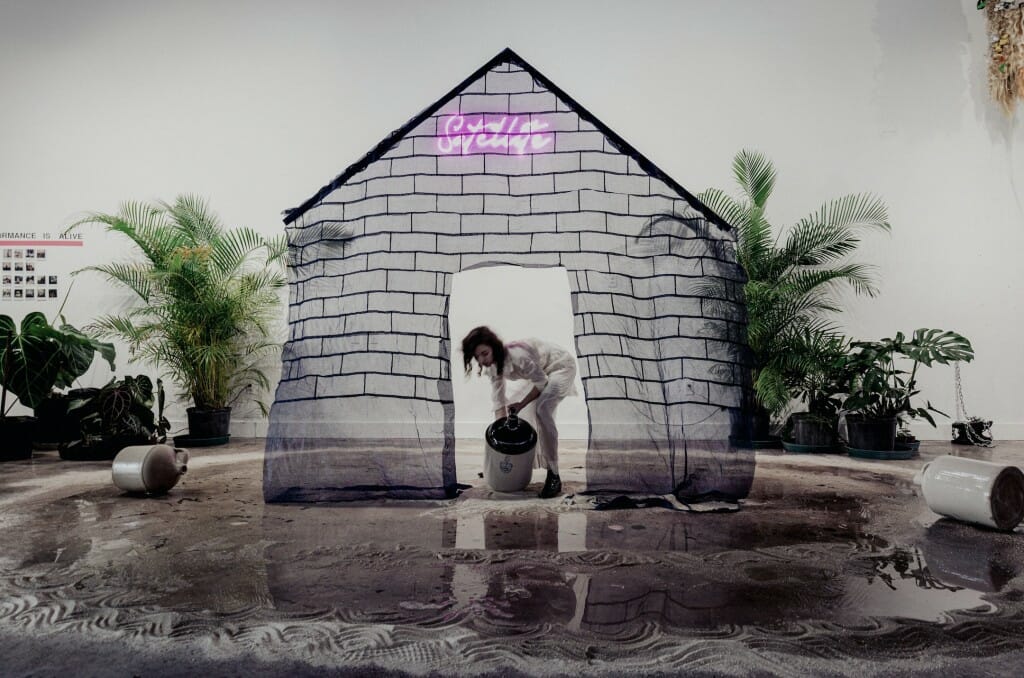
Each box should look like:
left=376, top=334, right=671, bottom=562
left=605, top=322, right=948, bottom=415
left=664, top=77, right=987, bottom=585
left=160, top=194, right=222, bottom=245
left=796, top=193, right=890, bottom=235
left=209, top=226, right=268, bottom=277
left=73, top=262, right=153, bottom=301
left=731, top=149, right=776, bottom=209
left=694, top=189, right=752, bottom=231
left=779, top=221, right=860, bottom=267
left=753, top=365, right=789, bottom=413
left=782, top=264, right=882, bottom=299
left=264, top=233, right=289, bottom=264
left=67, top=201, right=181, bottom=266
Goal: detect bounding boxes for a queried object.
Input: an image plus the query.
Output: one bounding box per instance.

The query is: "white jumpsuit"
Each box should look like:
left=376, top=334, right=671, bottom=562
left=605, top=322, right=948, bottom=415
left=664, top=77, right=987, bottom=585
left=489, top=338, right=578, bottom=472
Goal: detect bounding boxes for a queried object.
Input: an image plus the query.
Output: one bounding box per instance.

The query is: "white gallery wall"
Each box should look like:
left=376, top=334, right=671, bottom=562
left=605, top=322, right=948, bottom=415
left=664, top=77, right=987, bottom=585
left=0, top=0, right=1020, bottom=440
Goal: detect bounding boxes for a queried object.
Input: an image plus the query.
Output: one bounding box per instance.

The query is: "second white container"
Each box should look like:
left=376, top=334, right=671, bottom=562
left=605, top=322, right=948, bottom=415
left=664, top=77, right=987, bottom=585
left=112, top=444, right=190, bottom=495
left=916, top=455, right=1024, bottom=531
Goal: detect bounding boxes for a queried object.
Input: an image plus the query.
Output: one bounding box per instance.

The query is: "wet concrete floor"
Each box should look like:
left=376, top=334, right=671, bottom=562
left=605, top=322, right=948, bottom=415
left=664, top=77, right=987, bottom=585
left=1, top=440, right=1024, bottom=676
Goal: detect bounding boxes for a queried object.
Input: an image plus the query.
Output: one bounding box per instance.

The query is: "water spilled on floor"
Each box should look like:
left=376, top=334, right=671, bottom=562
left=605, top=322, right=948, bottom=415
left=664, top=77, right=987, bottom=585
left=1, top=444, right=1023, bottom=675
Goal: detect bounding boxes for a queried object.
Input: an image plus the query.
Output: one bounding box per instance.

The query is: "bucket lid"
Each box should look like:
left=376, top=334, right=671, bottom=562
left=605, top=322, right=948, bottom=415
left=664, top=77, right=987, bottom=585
left=485, top=414, right=537, bottom=455
left=990, top=466, right=1024, bottom=531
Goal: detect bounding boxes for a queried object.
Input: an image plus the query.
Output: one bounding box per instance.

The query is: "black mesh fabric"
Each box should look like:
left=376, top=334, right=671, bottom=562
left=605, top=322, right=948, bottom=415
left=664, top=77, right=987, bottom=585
left=264, top=51, right=755, bottom=502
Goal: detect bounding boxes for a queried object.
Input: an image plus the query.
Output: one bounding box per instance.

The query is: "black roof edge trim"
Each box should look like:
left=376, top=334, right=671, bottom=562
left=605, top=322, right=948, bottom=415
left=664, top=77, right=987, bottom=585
left=284, top=47, right=731, bottom=233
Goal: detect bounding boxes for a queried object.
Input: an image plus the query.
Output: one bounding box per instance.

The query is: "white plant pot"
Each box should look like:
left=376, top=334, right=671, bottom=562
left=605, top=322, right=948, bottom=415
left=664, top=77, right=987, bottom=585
left=915, top=455, right=1024, bottom=531
left=112, top=444, right=189, bottom=495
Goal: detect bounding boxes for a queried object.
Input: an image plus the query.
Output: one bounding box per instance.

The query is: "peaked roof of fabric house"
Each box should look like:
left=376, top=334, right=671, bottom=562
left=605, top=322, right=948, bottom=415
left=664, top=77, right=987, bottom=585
left=285, top=47, right=729, bottom=231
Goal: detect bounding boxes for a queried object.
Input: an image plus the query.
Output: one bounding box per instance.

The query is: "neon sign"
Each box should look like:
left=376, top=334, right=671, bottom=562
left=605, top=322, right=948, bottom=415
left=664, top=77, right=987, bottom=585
left=436, top=114, right=553, bottom=155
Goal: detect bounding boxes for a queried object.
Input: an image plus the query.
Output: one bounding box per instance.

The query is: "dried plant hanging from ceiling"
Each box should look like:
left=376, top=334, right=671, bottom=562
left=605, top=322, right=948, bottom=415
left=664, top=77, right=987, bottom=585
left=980, top=0, right=1024, bottom=113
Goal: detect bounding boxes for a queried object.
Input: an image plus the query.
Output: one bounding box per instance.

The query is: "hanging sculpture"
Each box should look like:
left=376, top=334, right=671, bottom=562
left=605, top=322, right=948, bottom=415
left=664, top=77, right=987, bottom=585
left=979, top=0, right=1024, bottom=113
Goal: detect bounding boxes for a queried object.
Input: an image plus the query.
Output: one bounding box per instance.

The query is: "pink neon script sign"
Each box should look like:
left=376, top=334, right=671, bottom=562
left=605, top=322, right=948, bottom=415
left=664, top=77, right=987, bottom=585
left=436, top=114, right=553, bottom=155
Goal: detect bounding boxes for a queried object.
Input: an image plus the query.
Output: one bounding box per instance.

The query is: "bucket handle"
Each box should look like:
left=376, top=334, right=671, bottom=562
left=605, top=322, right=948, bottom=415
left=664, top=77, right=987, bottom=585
left=506, top=407, right=520, bottom=431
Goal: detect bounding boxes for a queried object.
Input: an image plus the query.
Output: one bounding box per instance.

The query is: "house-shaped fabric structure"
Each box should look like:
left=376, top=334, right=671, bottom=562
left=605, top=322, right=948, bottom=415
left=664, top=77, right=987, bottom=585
left=264, top=48, right=754, bottom=503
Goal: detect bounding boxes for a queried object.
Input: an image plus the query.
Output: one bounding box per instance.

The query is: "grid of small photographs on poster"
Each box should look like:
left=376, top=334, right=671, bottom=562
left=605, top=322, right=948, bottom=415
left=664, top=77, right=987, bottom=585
left=2, top=248, right=59, bottom=300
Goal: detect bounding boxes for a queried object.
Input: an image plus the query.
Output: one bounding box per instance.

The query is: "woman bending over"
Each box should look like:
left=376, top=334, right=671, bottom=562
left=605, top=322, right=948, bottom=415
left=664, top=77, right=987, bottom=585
left=462, top=325, right=577, bottom=498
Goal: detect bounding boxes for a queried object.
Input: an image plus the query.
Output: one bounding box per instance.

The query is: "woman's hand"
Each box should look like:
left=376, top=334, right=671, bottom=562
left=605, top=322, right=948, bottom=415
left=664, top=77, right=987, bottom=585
left=514, top=388, right=542, bottom=414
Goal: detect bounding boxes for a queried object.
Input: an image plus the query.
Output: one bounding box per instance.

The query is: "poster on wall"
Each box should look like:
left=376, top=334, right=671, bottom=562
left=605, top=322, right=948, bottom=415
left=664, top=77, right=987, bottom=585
left=0, top=231, right=84, bottom=305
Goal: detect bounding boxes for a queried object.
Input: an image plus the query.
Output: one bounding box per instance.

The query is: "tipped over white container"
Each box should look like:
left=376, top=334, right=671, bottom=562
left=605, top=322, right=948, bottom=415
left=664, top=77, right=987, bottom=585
left=915, top=455, right=1024, bottom=531
left=112, top=444, right=189, bottom=495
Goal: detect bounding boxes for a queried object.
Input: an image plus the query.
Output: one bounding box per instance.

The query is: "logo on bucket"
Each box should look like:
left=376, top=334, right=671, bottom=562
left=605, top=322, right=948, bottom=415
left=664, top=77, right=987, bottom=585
left=500, top=457, right=514, bottom=474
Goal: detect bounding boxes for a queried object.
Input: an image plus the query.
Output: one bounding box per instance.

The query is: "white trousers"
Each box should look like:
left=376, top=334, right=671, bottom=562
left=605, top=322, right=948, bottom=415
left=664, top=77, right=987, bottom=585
left=509, top=366, right=574, bottom=473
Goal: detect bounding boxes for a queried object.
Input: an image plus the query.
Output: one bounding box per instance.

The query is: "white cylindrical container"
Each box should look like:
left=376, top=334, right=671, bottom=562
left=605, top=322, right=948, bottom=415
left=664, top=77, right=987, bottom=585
left=916, top=455, right=1024, bottom=531
left=483, top=413, right=537, bottom=493
left=112, top=444, right=189, bottom=495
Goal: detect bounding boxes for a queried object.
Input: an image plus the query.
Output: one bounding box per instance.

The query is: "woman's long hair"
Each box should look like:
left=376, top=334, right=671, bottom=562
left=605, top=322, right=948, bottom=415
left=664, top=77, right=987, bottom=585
left=462, top=325, right=506, bottom=376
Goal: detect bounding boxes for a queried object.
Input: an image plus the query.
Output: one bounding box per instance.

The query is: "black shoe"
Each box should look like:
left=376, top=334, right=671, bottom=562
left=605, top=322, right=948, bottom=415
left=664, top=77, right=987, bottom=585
left=539, top=471, right=562, bottom=498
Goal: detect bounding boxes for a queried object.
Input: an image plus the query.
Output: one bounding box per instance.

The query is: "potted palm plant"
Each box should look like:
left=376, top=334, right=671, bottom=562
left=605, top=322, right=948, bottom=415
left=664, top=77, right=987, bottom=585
left=1, top=312, right=115, bottom=460
left=67, top=195, right=287, bottom=445
left=648, top=149, right=891, bottom=444
left=842, top=329, right=974, bottom=458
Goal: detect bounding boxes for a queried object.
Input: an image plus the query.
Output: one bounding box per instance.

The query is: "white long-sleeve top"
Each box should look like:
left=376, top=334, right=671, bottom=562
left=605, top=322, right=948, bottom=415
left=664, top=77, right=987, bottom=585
left=489, top=338, right=578, bottom=411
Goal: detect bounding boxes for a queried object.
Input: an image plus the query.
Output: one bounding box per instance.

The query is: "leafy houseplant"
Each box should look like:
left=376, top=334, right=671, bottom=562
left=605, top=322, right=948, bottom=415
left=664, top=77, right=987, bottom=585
left=60, top=375, right=170, bottom=461
left=842, top=329, right=975, bottom=452
left=691, top=149, right=890, bottom=441
left=783, top=330, right=850, bottom=449
left=67, top=195, right=287, bottom=443
left=0, top=312, right=115, bottom=460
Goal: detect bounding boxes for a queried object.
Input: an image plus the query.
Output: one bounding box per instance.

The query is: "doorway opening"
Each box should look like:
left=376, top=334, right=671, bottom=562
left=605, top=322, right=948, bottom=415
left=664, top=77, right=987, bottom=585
left=447, top=265, right=588, bottom=447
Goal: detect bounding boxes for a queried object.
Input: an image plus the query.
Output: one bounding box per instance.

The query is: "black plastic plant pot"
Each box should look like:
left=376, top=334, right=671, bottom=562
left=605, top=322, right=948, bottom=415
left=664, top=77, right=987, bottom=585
left=185, top=406, right=231, bottom=444
left=791, top=413, right=835, bottom=447
left=32, top=388, right=101, bottom=448
left=847, top=415, right=897, bottom=451
left=0, top=416, right=37, bottom=461
left=33, top=395, right=70, bottom=447
left=728, top=407, right=781, bottom=448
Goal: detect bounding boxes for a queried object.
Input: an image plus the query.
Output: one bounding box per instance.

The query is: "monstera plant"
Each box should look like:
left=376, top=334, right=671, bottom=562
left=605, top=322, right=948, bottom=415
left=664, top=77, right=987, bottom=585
left=0, top=312, right=115, bottom=460
left=842, top=328, right=975, bottom=453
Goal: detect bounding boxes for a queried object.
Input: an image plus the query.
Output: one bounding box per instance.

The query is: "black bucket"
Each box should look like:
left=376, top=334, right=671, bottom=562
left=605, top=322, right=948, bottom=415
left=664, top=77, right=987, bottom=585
left=186, top=406, right=232, bottom=440
left=847, top=415, right=897, bottom=451
left=485, top=413, right=537, bottom=455
left=792, top=414, right=835, bottom=447
left=0, top=416, right=36, bottom=461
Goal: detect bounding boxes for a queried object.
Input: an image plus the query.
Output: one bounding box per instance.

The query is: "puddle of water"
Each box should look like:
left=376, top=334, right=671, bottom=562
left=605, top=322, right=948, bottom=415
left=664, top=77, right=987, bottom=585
left=843, top=546, right=996, bottom=622
left=1, top=471, right=1019, bottom=640
left=250, top=507, right=1014, bottom=632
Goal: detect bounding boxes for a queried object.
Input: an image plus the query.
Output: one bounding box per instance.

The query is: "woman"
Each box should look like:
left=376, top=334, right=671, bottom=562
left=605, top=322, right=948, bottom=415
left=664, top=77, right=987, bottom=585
left=462, top=325, right=577, bottom=498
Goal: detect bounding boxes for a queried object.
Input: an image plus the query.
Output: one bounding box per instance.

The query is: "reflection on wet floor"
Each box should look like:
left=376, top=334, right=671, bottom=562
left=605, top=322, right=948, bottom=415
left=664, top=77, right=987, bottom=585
left=4, top=486, right=1018, bottom=633
left=253, top=502, right=1018, bottom=630
left=2, top=445, right=1024, bottom=675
